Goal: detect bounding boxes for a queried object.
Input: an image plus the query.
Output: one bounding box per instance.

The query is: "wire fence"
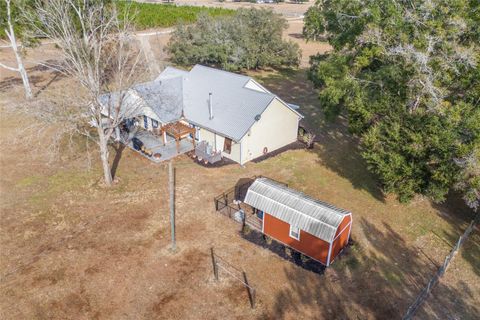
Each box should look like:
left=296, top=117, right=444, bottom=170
left=402, top=214, right=479, bottom=320
left=210, top=247, right=257, bottom=309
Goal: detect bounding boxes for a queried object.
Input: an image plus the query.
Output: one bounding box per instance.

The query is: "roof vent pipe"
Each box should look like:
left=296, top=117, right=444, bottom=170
left=208, top=92, right=214, bottom=120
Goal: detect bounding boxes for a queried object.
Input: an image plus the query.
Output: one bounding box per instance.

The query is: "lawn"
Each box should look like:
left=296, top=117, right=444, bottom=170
left=0, top=62, right=478, bottom=318
left=117, top=2, right=234, bottom=29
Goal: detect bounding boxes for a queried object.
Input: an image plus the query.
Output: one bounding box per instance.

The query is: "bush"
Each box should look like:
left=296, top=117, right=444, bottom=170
left=167, top=8, right=301, bottom=71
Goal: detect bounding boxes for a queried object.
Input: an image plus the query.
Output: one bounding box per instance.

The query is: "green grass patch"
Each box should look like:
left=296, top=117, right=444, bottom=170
left=382, top=269, right=404, bottom=286
left=16, top=175, right=43, bottom=188
left=28, top=170, right=92, bottom=207
left=117, top=2, right=234, bottom=29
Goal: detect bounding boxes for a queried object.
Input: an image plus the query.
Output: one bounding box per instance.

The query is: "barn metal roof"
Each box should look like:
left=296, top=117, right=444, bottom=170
left=244, top=178, right=351, bottom=243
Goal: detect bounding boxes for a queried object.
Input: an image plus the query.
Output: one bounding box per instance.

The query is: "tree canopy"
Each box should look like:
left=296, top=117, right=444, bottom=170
left=304, top=0, right=480, bottom=209
left=167, top=8, right=301, bottom=71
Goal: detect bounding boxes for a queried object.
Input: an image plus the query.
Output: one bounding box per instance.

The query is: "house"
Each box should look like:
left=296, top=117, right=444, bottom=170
left=243, top=177, right=352, bottom=266
left=100, top=65, right=303, bottom=164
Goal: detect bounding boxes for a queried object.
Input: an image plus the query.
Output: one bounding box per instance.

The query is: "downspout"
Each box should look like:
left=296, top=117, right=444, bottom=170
left=239, top=140, right=243, bottom=165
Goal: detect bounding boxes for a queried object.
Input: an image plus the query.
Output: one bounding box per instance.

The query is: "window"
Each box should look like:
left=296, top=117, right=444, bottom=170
left=223, top=137, right=232, bottom=154
left=152, top=119, right=158, bottom=128
left=143, top=116, right=148, bottom=129
left=289, top=225, right=300, bottom=240
left=256, top=209, right=263, bottom=220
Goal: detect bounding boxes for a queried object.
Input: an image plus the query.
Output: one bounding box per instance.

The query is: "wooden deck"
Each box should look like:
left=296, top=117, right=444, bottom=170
left=126, top=130, right=194, bottom=163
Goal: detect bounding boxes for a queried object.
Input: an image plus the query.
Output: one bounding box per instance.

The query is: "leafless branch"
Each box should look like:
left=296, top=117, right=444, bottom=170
left=24, top=0, right=148, bottom=185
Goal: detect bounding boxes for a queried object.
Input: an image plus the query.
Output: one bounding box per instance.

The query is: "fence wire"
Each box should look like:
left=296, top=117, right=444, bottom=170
left=402, top=215, right=478, bottom=320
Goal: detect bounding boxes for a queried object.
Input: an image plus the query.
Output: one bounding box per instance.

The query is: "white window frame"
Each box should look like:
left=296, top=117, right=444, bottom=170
left=289, top=225, right=300, bottom=240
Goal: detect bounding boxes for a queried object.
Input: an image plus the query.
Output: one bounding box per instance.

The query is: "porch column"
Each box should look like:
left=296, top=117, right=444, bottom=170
left=192, top=129, right=197, bottom=148
left=163, top=130, right=167, bottom=146
left=176, top=138, right=180, bottom=154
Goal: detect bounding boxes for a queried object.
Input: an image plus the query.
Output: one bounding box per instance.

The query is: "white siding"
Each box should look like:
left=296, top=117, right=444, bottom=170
left=241, top=98, right=300, bottom=163
left=197, top=128, right=242, bottom=163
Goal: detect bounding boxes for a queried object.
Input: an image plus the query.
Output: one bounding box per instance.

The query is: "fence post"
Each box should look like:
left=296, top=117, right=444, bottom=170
left=402, top=214, right=479, bottom=320
left=251, top=288, right=256, bottom=309
left=211, top=247, right=218, bottom=281
left=169, top=161, right=176, bottom=251
left=243, top=271, right=255, bottom=309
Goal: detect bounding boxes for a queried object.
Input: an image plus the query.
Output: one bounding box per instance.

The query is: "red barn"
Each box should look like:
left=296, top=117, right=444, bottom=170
left=244, top=178, right=352, bottom=266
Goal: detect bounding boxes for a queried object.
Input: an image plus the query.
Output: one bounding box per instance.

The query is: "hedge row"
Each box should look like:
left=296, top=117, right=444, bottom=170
left=117, top=2, right=235, bottom=29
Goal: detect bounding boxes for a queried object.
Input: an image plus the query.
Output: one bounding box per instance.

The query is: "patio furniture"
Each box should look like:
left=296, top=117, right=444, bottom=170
left=195, top=141, right=222, bottom=164
left=132, top=137, right=143, bottom=151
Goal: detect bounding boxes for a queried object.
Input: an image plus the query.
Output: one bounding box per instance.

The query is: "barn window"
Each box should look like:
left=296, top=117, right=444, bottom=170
left=223, top=137, right=232, bottom=154
left=289, top=225, right=300, bottom=240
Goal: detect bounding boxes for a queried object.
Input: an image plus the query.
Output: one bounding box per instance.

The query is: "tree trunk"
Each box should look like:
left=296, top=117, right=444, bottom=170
left=5, top=0, right=33, bottom=100
left=97, top=125, right=113, bottom=186
left=15, top=49, right=33, bottom=99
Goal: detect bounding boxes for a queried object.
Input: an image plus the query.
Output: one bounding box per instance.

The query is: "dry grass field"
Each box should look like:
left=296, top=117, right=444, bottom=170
left=0, top=5, right=479, bottom=319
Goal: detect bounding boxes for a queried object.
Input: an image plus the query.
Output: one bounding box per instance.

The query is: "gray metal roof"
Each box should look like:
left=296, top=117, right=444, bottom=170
left=101, top=65, right=302, bottom=140
left=183, top=65, right=281, bottom=141
left=98, top=90, right=144, bottom=119
left=99, top=77, right=183, bottom=124
left=156, top=66, right=189, bottom=80
left=244, top=178, right=351, bottom=243
left=155, top=65, right=302, bottom=141
left=133, top=77, right=183, bottom=123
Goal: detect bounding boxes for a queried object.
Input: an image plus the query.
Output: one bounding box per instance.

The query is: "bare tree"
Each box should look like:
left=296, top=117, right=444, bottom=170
left=28, top=0, right=145, bottom=186
left=0, top=0, right=33, bottom=99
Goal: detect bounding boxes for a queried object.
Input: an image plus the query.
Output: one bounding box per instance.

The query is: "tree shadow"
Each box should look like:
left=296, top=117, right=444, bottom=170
left=255, top=68, right=385, bottom=202
left=0, top=59, right=65, bottom=95
left=0, top=75, right=44, bottom=91
left=263, top=217, right=479, bottom=319
left=288, top=33, right=305, bottom=39
left=111, top=143, right=126, bottom=180
left=430, top=195, right=479, bottom=277
left=34, top=71, right=64, bottom=98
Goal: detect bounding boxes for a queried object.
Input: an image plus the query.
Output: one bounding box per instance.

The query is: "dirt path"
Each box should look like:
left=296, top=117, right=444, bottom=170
left=138, top=34, right=162, bottom=76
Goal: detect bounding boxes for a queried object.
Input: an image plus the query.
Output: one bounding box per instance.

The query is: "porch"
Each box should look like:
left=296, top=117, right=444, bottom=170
left=126, top=130, right=195, bottom=163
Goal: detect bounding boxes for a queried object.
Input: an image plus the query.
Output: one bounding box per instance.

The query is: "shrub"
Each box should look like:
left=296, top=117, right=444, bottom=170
left=167, top=8, right=301, bottom=71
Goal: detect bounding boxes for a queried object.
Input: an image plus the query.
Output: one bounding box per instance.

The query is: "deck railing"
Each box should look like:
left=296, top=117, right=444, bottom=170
left=194, top=141, right=222, bottom=164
